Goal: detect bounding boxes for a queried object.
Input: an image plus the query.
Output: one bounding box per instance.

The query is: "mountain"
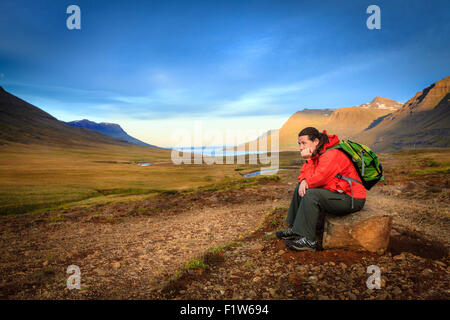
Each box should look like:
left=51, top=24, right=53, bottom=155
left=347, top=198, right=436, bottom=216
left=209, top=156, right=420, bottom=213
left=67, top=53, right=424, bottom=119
left=358, top=76, right=450, bottom=152
left=259, top=97, right=402, bottom=152
left=324, top=97, right=403, bottom=140
left=360, top=96, right=403, bottom=111
left=277, top=109, right=334, bottom=150
left=66, top=119, right=155, bottom=147
left=231, top=97, right=403, bottom=152
left=0, top=86, right=156, bottom=148
left=228, top=109, right=333, bottom=152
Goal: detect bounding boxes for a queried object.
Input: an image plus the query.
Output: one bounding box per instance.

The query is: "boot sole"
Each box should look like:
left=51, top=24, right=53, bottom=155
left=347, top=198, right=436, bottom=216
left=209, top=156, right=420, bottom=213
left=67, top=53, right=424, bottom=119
left=286, top=243, right=316, bottom=252
left=288, top=246, right=316, bottom=252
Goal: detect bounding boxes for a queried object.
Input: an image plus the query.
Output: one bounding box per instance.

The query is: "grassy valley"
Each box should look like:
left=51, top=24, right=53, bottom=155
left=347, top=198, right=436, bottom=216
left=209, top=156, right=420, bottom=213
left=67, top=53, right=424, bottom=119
left=0, top=142, right=299, bottom=215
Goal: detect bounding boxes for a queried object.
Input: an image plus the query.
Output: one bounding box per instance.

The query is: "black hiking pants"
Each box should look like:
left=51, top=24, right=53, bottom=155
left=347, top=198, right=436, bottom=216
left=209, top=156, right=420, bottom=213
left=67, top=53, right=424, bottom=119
left=286, top=183, right=366, bottom=242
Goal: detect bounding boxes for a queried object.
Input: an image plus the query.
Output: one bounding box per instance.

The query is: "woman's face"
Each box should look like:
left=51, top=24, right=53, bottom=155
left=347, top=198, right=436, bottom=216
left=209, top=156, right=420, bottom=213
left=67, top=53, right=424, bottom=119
left=298, top=135, right=319, bottom=155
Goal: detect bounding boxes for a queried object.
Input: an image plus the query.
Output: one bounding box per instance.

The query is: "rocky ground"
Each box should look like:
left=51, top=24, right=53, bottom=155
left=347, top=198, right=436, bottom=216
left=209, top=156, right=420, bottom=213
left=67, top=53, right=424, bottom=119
left=0, top=163, right=449, bottom=300
left=154, top=190, right=449, bottom=300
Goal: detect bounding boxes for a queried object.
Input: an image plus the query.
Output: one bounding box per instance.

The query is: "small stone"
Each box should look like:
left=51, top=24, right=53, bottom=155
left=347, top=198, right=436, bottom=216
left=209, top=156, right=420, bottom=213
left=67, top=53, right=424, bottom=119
left=393, top=253, right=406, bottom=261
left=252, top=276, right=261, bottom=283
left=421, top=268, right=433, bottom=277
left=377, top=292, right=388, bottom=300
left=95, top=269, right=106, bottom=276
left=392, top=287, right=402, bottom=296
left=112, top=262, right=121, bottom=269
left=433, top=261, right=446, bottom=267
left=288, top=274, right=299, bottom=283
left=311, top=266, right=320, bottom=272
left=347, top=292, right=357, bottom=300
left=308, top=276, right=318, bottom=282
left=42, top=261, right=48, bottom=267
left=366, top=289, right=375, bottom=295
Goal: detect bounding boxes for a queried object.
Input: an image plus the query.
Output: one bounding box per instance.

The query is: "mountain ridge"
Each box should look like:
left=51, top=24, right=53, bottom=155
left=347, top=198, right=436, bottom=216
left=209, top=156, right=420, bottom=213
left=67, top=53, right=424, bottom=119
left=358, top=76, right=450, bottom=151
left=271, top=97, right=403, bottom=151
left=0, top=87, right=158, bottom=149
left=66, top=119, right=156, bottom=147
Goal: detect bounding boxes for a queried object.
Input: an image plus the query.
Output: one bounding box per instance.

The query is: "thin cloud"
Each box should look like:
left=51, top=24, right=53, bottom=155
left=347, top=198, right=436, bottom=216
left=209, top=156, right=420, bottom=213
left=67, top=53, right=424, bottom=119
left=214, top=61, right=373, bottom=117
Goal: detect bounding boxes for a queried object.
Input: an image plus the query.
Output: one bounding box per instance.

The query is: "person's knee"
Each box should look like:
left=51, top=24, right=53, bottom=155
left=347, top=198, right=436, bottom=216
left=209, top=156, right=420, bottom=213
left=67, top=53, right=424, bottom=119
left=303, top=188, right=322, bottom=199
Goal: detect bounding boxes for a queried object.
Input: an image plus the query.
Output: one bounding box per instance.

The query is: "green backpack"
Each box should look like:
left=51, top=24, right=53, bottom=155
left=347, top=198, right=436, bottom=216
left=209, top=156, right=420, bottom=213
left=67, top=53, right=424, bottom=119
left=328, top=140, right=386, bottom=207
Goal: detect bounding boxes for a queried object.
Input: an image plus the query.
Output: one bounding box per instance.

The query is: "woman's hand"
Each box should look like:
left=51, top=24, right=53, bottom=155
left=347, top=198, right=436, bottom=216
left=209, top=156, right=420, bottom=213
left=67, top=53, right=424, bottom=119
left=298, top=179, right=308, bottom=197
left=300, top=147, right=313, bottom=159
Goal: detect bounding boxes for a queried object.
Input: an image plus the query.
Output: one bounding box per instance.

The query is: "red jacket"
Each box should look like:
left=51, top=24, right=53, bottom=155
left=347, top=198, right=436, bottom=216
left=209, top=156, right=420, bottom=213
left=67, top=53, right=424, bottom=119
left=298, top=131, right=366, bottom=199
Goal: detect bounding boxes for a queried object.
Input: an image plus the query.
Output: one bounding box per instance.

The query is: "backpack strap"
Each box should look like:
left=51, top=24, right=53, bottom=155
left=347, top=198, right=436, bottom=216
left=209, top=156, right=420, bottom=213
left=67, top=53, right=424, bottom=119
left=360, top=150, right=365, bottom=176
left=336, top=174, right=363, bottom=209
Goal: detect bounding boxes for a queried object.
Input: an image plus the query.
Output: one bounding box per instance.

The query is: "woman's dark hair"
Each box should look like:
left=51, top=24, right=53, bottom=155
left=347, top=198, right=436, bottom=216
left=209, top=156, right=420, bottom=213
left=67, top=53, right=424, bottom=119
left=298, top=127, right=329, bottom=156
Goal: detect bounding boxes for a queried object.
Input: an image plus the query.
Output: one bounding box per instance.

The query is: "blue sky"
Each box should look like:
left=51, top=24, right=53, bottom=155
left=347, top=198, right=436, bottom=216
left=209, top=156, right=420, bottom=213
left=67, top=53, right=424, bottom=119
left=0, top=0, right=449, bottom=146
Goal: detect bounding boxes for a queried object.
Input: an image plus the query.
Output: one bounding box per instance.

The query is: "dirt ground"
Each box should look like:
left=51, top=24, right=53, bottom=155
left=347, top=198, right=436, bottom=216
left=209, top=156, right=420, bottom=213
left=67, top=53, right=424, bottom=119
left=0, top=158, right=449, bottom=300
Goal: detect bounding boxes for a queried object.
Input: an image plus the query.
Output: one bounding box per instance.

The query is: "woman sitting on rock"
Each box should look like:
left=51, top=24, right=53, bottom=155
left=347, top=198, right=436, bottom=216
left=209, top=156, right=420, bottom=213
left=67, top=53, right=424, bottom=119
left=276, top=127, right=366, bottom=251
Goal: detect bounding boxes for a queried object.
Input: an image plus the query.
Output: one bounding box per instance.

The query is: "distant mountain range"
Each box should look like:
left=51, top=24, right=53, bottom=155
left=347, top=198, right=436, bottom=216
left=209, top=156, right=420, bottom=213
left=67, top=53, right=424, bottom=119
left=233, top=75, right=449, bottom=152
left=0, top=86, right=160, bottom=149
left=66, top=119, right=156, bottom=147
left=234, top=96, right=403, bottom=151
left=1, top=75, right=448, bottom=152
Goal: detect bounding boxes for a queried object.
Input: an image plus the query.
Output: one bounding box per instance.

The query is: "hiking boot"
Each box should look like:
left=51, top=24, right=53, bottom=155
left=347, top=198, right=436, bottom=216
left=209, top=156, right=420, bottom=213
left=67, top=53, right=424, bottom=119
left=285, top=236, right=317, bottom=251
left=275, top=227, right=297, bottom=240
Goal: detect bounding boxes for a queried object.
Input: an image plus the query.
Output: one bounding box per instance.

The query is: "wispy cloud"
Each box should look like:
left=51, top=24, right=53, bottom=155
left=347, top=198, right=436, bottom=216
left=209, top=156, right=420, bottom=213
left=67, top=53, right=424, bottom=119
left=1, top=52, right=384, bottom=123
left=214, top=59, right=375, bottom=116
